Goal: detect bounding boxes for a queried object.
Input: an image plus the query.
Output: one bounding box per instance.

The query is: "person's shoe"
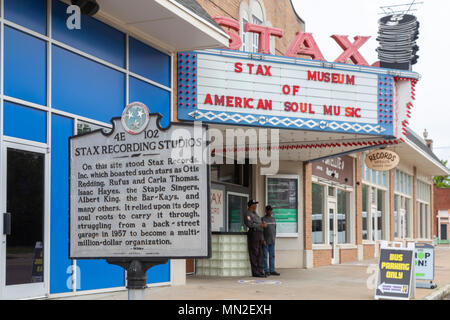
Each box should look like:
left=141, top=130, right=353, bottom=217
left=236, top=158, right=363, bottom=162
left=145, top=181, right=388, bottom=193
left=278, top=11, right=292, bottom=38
left=265, top=272, right=271, bottom=277
left=270, top=271, right=280, bottom=276
left=253, top=273, right=266, bottom=278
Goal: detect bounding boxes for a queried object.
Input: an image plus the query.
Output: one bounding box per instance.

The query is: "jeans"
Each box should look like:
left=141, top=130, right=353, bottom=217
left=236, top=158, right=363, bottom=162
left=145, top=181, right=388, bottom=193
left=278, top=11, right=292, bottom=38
left=263, top=243, right=275, bottom=273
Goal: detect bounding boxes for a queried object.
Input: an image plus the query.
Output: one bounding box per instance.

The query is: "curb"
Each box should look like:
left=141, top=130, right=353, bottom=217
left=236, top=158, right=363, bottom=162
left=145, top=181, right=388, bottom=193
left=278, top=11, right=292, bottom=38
left=422, top=283, right=450, bottom=300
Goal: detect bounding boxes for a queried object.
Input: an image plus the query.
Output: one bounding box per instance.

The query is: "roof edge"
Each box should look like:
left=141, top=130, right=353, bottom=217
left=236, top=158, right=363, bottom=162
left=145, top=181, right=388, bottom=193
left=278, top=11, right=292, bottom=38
left=288, top=0, right=306, bottom=27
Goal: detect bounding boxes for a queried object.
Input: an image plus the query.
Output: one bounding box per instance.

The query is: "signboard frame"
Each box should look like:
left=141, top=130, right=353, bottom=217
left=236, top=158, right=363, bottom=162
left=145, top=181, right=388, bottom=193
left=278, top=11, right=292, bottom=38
left=68, top=112, right=212, bottom=260
left=177, top=49, right=419, bottom=139
left=375, top=246, right=415, bottom=300
left=415, top=243, right=434, bottom=281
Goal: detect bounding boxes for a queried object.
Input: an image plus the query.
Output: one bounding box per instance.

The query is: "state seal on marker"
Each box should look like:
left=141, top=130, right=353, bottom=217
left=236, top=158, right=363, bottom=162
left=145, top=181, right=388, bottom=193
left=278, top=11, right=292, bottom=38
left=121, top=102, right=150, bottom=135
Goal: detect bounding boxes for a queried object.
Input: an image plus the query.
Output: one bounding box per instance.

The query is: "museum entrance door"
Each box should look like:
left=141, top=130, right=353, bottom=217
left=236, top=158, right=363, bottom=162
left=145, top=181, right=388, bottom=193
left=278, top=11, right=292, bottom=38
left=1, top=143, right=49, bottom=299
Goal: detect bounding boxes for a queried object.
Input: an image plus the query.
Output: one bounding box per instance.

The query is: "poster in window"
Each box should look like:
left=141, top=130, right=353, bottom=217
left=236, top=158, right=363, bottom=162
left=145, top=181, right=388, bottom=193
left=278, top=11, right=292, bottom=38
left=266, top=176, right=298, bottom=234
left=211, top=188, right=225, bottom=232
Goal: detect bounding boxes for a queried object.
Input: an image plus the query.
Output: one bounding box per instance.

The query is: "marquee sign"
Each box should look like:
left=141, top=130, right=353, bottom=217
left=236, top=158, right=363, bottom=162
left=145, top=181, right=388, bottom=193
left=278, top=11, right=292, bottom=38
left=69, top=103, right=210, bottom=259
left=177, top=49, right=419, bottom=137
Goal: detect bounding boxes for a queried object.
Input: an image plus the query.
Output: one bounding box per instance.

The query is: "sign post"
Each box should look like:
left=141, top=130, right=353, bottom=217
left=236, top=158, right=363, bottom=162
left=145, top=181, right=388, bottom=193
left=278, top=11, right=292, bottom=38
left=69, top=102, right=210, bottom=299
left=375, top=245, right=415, bottom=300
left=415, top=243, right=437, bottom=289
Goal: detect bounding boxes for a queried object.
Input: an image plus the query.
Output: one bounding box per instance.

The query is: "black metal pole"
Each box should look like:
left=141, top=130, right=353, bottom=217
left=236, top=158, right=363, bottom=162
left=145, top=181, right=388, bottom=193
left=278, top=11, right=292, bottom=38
left=107, top=259, right=168, bottom=300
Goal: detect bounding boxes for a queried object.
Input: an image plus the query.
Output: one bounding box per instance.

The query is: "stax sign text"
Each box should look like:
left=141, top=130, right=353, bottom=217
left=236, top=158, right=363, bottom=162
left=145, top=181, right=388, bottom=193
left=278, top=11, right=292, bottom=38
left=214, top=16, right=376, bottom=67
left=204, top=61, right=363, bottom=119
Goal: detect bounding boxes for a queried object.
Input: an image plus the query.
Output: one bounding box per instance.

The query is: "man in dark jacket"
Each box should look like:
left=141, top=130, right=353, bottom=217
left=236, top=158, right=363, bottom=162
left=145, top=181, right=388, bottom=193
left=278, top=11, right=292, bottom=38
left=262, top=206, right=280, bottom=276
left=244, top=200, right=267, bottom=277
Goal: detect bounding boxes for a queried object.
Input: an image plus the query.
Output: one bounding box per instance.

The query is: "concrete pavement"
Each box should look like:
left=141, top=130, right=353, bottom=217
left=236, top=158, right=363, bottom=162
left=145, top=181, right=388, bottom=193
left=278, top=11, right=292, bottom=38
left=54, top=245, right=450, bottom=300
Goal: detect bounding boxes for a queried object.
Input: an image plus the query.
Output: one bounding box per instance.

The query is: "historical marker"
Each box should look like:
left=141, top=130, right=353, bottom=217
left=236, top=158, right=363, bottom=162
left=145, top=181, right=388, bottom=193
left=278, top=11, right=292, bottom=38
left=69, top=102, right=210, bottom=260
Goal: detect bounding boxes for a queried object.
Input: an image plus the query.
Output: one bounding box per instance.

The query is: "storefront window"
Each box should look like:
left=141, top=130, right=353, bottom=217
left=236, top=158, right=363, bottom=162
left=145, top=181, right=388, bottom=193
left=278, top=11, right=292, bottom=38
left=362, top=184, right=368, bottom=240
left=252, top=16, right=262, bottom=53
left=211, top=162, right=250, bottom=187
left=394, top=195, right=398, bottom=238
left=241, top=18, right=249, bottom=52
left=417, top=181, right=431, bottom=239
left=405, top=198, right=411, bottom=238
left=337, top=189, right=350, bottom=244
left=395, top=169, right=412, bottom=196
left=312, top=183, right=325, bottom=244
left=266, top=176, right=298, bottom=235
left=377, top=189, right=384, bottom=240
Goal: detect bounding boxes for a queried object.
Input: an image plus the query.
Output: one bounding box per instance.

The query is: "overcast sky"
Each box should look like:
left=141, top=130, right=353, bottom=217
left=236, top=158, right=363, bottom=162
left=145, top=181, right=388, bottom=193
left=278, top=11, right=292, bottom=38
left=291, top=0, right=450, bottom=163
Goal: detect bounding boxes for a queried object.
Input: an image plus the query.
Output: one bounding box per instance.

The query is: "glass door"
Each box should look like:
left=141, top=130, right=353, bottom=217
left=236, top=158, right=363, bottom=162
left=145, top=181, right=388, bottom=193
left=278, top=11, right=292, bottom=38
left=328, top=201, right=338, bottom=264
left=227, top=193, right=249, bottom=232
left=1, top=143, right=48, bottom=299
left=371, top=205, right=378, bottom=241
left=399, top=209, right=406, bottom=240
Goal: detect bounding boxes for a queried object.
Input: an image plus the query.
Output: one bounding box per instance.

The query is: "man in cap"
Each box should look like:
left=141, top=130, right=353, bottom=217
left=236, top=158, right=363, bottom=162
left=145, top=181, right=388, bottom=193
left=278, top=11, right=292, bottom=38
left=262, top=206, right=280, bottom=276
left=244, top=200, right=267, bottom=277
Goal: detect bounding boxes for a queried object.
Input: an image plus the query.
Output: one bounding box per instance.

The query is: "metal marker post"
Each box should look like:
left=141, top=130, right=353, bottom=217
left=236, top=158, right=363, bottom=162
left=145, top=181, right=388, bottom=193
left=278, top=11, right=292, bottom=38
left=107, top=259, right=168, bottom=300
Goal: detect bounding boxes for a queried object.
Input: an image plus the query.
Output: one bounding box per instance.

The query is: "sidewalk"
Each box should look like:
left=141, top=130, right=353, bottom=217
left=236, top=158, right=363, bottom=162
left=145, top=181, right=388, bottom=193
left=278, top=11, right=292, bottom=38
left=56, top=245, right=450, bottom=300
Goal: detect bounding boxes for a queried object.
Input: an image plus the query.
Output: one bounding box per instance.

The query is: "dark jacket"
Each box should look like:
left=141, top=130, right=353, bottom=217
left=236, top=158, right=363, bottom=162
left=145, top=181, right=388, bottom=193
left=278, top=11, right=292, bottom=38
left=244, top=210, right=264, bottom=240
left=262, top=215, right=276, bottom=245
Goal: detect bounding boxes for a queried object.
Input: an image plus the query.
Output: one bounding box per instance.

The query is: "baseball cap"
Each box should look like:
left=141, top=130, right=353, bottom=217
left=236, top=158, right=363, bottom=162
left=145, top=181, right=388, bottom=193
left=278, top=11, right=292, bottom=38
left=248, top=200, right=259, bottom=207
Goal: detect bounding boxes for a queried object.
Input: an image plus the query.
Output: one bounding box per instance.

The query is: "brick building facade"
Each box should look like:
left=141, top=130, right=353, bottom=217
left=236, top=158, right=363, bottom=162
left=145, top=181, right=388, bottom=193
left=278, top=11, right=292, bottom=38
left=181, top=0, right=448, bottom=274
left=433, top=185, right=450, bottom=242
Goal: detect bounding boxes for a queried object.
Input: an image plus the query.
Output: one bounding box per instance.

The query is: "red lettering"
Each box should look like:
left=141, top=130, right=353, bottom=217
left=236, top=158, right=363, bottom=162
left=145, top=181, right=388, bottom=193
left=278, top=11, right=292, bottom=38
left=334, top=106, right=341, bottom=116
left=212, top=16, right=373, bottom=66
left=264, top=66, right=272, bottom=76
left=215, top=95, right=225, bottom=106
left=226, top=96, right=234, bottom=107
left=235, top=97, right=242, bottom=107
left=257, top=99, right=266, bottom=110
left=346, top=75, right=355, bottom=85
left=244, top=98, right=254, bottom=108
left=300, top=103, right=307, bottom=113
left=324, top=105, right=340, bottom=116
left=284, top=101, right=291, bottom=111
left=332, top=73, right=339, bottom=83
left=345, top=107, right=353, bottom=117
left=282, top=85, right=290, bottom=95
left=284, top=102, right=313, bottom=114
left=204, top=94, right=213, bottom=105
left=286, top=32, right=325, bottom=61
left=256, top=65, right=265, bottom=76
left=307, top=71, right=317, bottom=81
left=244, top=23, right=283, bottom=54
left=293, top=85, right=300, bottom=96
left=331, top=35, right=370, bottom=66
left=247, top=64, right=254, bottom=74
left=213, top=16, right=242, bottom=50
left=235, top=62, right=243, bottom=73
